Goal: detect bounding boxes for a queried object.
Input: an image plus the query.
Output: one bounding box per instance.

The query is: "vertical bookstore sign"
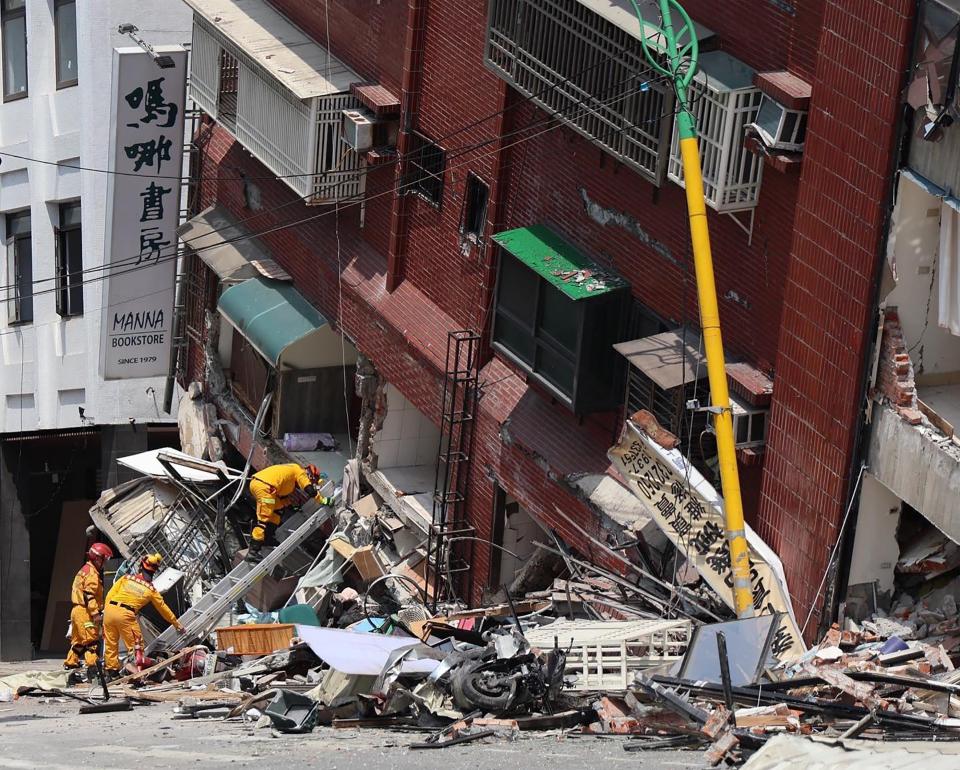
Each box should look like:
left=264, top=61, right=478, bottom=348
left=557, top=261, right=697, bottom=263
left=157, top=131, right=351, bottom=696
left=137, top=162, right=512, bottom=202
left=100, top=47, right=186, bottom=380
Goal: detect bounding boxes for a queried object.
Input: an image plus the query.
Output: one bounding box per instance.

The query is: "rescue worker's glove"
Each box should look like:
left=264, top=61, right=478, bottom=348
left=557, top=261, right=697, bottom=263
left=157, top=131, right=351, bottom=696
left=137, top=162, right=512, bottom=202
left=315, top=494, right=334, bottom=507
left=174, top=622, right=186, bottom=633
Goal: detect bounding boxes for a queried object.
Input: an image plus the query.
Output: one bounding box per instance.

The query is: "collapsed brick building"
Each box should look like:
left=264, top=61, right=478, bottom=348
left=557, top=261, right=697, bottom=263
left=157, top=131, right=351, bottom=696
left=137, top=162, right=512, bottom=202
left=175, top=0, right=923, bottom=638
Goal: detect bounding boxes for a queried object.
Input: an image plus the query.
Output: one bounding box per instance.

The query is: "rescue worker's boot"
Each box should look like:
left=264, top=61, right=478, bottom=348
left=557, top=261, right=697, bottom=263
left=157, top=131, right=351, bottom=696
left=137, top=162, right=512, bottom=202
left=263, top=521, right=280, bottom=547
left=245, top=540, right=263, bottom=563
left=66, top=669, right=85, bottom=686
left=85, top=664, right=98, bottom=684
left=104, top=668, right=122, bottom=682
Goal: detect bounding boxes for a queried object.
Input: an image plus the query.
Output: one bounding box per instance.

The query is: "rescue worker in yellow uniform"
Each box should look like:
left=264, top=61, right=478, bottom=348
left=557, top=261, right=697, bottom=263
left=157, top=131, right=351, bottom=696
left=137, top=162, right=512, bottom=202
left=63, top=542, right=113, bottom=679
left=103, top=554, right=185, bottom=678
left=247, top=463, right=332, bottom=561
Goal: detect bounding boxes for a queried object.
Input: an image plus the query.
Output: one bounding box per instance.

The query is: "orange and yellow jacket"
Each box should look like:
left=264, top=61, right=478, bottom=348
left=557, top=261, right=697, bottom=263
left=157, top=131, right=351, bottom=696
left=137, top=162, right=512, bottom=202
left=70, top=561, right=104, bottom=615
left=105, top=573, right=178, bottom=626
left=250, top=463, right=316, bottom=499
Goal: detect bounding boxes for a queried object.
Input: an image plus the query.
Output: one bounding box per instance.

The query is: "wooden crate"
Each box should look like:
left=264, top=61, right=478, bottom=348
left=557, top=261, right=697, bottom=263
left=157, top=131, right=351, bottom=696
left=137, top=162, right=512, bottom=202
left=215, top=623, right=296, bottom=655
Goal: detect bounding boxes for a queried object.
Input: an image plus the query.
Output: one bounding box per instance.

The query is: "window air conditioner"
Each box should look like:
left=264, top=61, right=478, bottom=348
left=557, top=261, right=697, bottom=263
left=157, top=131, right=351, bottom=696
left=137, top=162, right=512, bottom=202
left=729, top=396, right=768, bottom=449
left=749, top=95, right=808, bottom=152
left=342, top=109, right=376, bottom=152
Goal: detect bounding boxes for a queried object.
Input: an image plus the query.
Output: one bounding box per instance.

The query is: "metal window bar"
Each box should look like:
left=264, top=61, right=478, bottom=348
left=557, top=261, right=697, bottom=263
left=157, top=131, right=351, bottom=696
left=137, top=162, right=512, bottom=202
left=189, top=17, right=220, bottom=120
left=217, top=48, right=239, bottom=132
left=311, top=93, right=367, bottom=204
left=188, top=15, right=364, bottom=204
left=485, top=0, right=674, bottom=185
left=427, top=330, right=481, bottom=608
left=667, top=77, right=763, bottom=212
left=626, top=368, right=710, bottom=467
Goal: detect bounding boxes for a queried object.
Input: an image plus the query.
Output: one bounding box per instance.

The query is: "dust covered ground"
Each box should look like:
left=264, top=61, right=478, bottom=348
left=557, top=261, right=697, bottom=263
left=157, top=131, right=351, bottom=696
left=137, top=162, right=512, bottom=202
left=0, top=660, right=707, bottom=770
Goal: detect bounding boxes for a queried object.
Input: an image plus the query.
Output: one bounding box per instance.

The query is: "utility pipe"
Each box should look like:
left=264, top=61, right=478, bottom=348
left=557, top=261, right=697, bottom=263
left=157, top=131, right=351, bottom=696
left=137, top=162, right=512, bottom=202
left=635, top=0, right=754, bottom=617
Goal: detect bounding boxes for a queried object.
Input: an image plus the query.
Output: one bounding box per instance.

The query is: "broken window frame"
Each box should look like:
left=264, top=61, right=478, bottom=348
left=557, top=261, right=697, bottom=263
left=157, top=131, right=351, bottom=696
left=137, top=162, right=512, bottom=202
left=910, top=0, right=960, bottom=138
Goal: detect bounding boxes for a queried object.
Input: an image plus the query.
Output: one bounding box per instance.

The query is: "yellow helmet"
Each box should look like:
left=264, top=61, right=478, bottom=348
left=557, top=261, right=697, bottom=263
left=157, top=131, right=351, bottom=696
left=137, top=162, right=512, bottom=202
left=141, top=553, right=163, bottom=573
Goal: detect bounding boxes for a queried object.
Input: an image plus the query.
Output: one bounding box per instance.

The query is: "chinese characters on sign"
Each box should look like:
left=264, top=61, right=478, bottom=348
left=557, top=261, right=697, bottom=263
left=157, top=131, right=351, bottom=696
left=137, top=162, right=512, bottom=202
left=100, top=48, right=186, bottom=380
left=609, top=422, right=804, bottom=661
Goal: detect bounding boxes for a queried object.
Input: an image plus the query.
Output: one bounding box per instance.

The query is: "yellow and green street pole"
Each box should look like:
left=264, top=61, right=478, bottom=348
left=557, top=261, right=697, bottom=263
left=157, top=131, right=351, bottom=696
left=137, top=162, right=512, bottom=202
left=633, top=0, right=755, bottom=618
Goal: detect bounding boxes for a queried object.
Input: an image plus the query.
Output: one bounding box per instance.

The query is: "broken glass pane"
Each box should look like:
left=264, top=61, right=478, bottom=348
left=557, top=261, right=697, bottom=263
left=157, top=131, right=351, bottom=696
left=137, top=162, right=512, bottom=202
left=676, top=614, right=783, bottom=686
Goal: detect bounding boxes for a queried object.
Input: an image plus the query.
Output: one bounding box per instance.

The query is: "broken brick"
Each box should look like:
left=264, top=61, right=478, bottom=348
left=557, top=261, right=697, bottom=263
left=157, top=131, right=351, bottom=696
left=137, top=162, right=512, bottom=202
left=897, top=407, right=923, bottom=425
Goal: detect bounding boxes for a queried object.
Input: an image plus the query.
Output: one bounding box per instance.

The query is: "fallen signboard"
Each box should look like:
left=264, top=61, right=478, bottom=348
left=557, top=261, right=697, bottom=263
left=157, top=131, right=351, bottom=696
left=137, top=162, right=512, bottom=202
left=609, top=418, right=804, bottom=661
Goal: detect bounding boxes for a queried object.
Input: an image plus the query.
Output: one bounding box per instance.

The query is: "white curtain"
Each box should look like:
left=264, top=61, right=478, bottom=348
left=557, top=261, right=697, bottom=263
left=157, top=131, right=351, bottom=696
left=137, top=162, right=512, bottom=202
left=938, top=199, right=960, bottom=336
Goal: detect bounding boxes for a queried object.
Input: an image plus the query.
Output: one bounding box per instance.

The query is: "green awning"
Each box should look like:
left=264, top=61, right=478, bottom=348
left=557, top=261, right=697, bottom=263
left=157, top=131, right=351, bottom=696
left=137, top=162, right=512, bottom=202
left=217, top=277, right=328, bottom=367
left=492, top=224, right=628, bottom=300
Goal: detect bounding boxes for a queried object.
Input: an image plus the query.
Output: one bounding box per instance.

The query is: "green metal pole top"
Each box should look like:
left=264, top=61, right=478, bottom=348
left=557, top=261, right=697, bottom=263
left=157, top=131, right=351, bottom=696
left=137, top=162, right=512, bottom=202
left=633, top=0, right=699, bottom=139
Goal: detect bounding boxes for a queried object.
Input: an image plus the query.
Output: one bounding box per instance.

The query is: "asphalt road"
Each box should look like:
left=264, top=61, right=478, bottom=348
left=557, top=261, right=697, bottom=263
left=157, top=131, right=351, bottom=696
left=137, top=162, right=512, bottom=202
left=0, top=695, right=708, bottom=770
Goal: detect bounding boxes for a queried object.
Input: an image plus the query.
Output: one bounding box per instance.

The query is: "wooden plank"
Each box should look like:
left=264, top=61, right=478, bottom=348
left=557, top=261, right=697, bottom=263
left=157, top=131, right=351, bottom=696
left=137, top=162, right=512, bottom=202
left=918, top=399, right=955, bottom=438
left=108, top=645, right=207, bottom=687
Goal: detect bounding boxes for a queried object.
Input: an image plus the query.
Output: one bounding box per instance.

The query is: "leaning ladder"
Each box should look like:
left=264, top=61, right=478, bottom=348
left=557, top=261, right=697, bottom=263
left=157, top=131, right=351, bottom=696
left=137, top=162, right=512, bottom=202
left=146, top=501, right=334, bottom=655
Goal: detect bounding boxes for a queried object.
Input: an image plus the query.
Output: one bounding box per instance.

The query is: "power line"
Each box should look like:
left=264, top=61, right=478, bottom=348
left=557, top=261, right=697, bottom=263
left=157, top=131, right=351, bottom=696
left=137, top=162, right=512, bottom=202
left=2, top=69, right=675, bottom=297
left=0, top=72, right=678, bottom=299
left=0, top=39, right=666, bottom=183
left=0, top=82, right=679, bottom=316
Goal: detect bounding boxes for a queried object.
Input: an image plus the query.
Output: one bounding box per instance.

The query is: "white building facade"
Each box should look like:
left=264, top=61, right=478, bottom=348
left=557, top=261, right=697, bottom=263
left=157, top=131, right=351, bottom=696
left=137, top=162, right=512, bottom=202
left=0, top=0, right=192, bottom=433
left=0, top=0, right=192, bottom=660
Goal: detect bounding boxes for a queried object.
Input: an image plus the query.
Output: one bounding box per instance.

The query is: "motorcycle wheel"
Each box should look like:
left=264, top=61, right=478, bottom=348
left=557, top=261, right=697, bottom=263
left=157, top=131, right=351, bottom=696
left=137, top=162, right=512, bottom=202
left=451, top=659, right=518, bottom=712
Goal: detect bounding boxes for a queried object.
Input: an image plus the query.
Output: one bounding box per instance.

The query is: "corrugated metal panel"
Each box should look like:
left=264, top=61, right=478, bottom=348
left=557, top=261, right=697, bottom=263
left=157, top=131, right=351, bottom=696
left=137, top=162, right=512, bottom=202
left=485, top=0, right=676, bottom=185
left=182, top=0, right=357, bottom=99
left=188, top=13, right=364, bottom=204
left=525, top=617, right=690, bottom=644
left=89, top=479, right=179, bottom=559
left=236, top=51, right=316, bottom=198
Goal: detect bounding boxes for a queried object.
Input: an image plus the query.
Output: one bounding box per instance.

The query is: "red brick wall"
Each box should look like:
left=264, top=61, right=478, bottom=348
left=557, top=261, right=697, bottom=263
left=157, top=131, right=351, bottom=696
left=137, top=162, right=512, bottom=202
left=266, top=0, right=406, bottom=93
left=757, top=0, right=914, bottom=635
left=875, top=309, right=918, bottom=414
left=684, top=0, right=826, bottom=82
left=185, top=0, right=916, bottom=627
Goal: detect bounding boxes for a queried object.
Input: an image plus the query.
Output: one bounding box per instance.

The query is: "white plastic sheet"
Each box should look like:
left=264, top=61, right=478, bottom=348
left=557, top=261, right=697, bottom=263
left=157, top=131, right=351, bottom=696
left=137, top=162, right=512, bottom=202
left=295, top=625, right=432, bottom=676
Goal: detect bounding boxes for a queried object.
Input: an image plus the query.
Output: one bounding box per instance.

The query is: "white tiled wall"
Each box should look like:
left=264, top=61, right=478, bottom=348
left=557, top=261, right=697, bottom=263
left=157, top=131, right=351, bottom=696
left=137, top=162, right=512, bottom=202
left=374, top=383, right=441, bottom=469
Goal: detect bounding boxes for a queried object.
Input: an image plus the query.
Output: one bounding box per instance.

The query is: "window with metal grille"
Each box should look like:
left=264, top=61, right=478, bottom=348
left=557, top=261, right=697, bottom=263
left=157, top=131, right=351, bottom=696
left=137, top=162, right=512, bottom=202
left=188, top=15, right=365, bottom=205
left=55, top=201, right=83, bottom=317
left=407, top=133, right=446, bottom=207
left=5, top=209, right=32, bottom=323
left=667, top=51, right=764, bottom=213
left=485, top=0, right=674, bottom=185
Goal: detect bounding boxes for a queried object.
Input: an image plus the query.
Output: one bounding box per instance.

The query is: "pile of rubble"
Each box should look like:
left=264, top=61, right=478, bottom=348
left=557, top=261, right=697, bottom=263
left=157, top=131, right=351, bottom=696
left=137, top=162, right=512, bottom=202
left=6, top=440, right=960, bottom=766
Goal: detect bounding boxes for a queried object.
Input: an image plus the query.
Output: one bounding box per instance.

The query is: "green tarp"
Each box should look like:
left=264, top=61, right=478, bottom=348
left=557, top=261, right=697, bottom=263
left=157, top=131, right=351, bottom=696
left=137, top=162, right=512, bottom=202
left=217, top=277, right=328, bottom=367
left=492, top=224, right=628, bottom=300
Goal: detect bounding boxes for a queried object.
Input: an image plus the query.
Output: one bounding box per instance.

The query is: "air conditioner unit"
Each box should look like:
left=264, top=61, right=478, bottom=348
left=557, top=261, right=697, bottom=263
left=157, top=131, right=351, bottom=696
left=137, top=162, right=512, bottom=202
left=729, top=396, right=768, bottom=449
left=342, top=109, right=376, bottom=152
left=748, top=95, right=808, bottom=152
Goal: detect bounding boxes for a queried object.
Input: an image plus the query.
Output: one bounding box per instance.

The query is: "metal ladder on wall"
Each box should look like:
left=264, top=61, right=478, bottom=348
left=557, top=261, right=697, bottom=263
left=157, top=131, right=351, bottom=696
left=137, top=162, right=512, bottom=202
left=426, top=330, right=480, bottom=608
left=146, top=502, right=334, bottom=654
